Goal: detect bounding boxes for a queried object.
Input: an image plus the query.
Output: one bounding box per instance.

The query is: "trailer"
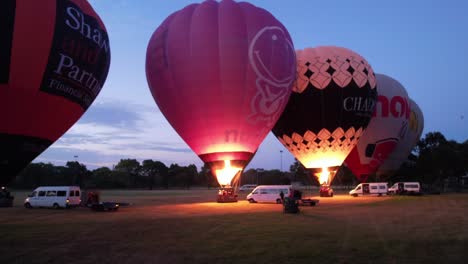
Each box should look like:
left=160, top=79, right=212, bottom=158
left=90, top=202, right=120, bottom=212
left=298, top=198, right=320, bottom=206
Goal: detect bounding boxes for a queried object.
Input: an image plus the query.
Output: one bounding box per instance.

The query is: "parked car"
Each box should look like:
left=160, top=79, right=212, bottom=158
left=24, top=186, right=81, bottom=209
left=319, top=185, right=334, bottom=197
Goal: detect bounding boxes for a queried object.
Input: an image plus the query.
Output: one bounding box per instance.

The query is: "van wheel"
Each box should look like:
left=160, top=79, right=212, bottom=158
left=248, top=199, right=255, bottom=203
left=53, top=203, right=60, bottom=209
left=24, top=203, right=32, bottom=209
left=276, top=199, right=282, bottom=204
left=330, top=193, right=334, bottom=197
left=352, top=194, right=358, bottom=197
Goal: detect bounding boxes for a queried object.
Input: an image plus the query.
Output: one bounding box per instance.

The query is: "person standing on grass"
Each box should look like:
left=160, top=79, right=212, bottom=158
left=280, top=190, right=284, bottom=203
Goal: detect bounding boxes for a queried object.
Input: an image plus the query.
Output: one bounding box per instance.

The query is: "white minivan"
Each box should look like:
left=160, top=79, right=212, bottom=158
left=349, top=182, right=388, bottom=197
left=24, top=186, right=81, bottom=209
left=246, top=185, right=292, bottom=204
left=388, top=182, right=421, bottom=195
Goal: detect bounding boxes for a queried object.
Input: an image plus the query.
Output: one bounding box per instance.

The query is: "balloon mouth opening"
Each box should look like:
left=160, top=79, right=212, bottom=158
left=310, top=166, right=339, bottom=186
left=214, top=160, right=242, bottom=187
left=199, top=151, right=253, bottom=187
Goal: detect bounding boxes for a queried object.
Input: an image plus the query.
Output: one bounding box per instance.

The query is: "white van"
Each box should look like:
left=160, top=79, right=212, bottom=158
left=24, top=186, right=81, bottom=209
left=246, top=185, right=292, bottom=204
left=388, top=182, right=421, bottom=195
left=349, top=182, right=388, bottom=197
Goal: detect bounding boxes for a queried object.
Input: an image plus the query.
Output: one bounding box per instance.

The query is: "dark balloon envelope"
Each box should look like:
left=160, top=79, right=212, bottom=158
left=272, top=46, right=377, bottom=184
left=146, top=0, right=296, bottom=186
left=0, top=0, right=110, bottom=185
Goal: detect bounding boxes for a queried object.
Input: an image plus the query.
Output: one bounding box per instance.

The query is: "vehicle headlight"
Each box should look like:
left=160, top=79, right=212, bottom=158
left=25, top=198, right=29, bottom=202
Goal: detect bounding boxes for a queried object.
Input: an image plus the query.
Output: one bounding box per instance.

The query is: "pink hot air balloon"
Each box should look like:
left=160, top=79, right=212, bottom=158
left=344, top=74, right=410, bottom=182
left=377, top=98, right=424, bottom=178
left=146, top=0, right=296, bottom=187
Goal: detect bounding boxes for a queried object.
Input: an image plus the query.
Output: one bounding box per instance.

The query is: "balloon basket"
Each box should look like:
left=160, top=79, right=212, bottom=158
left=216, top=187, right=238, bottom=203
left=283, top=197, right=299, bottom=214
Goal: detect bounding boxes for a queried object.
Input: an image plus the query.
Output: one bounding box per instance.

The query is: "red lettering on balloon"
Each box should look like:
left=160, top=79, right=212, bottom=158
left=374, top=95, right=410, bottom=119
left=373, top=96, right=389, bottom=117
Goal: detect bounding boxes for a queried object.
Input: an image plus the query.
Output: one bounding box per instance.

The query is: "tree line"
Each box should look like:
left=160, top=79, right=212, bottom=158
left=8, top=131, right=468, bottom=191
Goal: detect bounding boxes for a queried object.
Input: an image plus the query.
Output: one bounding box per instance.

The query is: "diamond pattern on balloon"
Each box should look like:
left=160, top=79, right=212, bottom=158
left=277, top=127, right=366, bottom=167
left=292, top=132, right=303, bottom=144
left=294, top=60, right=310, bottom=93
left=317, top=128, right=332, bottom=141
left=367, top=66, right=377, bottom=89
left=283, top=135, right=293, bottom=145
left=331, top=56, right=352, bottom=88
left=309, top=58, right=332, bottom=89
left=303, top=130, right=317, bottom=142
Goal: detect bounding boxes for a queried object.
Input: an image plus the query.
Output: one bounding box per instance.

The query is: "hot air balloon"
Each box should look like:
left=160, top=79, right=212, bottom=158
left=344, top=74, right=410, bottom=182
left=145, top=0, right=296, bottom=188
left=272, top=46, right=377, bottom=187
left=376, top=98, right=424, bottom=178
left=0, top=0, right=111, bottom=185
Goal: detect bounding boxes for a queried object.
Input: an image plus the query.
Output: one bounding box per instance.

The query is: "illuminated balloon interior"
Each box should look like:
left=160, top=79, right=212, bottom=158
left=314, top=167, right=336, bottom=186
left=215, top=160, right=242, bottom=187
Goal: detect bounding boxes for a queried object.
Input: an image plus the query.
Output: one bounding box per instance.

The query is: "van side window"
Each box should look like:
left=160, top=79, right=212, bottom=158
left=38, top=191, right=46, bottom=197
left=75, top=191, right=80, bottom=197
left=260, top=189, right=269, bottom=194
left=371, top=186, right=377, bottom=190
left=46, top=191, right=57, bottom=196
left=57, top=191, right=66, bottom=197
left=69, top=191, right=75, bottom=197
left=356, top=186, right=361, bottom=190
left=379, top=186, right=386, bottom=189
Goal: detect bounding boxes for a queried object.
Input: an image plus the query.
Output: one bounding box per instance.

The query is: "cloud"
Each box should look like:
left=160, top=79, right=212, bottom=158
left=35, top=98, right=295, bottom=172
left=36, top=98, right=201, bottom=169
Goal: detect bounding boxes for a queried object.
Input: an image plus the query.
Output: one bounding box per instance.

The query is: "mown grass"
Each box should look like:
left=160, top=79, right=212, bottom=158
left=1, top=191, right=467, bottom=264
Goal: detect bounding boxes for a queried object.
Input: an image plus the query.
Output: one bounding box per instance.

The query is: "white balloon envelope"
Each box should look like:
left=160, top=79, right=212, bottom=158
left=344, top=74, right=410, bottom=182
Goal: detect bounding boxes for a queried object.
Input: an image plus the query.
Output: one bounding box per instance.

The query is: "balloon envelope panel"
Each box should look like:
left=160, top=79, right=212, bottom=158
left=146, top=0, right=296, bottom=168
left=344, top=74, right=410, bottom=182
left=272, top=46, right=377, bottom=170
left=377, top=98, right=424, bottom=177
left=0, top=0, right=110, bottom=184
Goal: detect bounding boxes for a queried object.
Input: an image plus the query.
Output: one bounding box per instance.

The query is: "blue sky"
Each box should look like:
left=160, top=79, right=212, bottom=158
left=35, top=0, right=468, bottom=171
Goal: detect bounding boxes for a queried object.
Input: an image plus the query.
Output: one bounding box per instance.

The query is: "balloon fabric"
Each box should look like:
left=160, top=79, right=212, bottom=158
left=146, top=0, right=296, bottom=184
left=0, top=0, right=110, bottom=185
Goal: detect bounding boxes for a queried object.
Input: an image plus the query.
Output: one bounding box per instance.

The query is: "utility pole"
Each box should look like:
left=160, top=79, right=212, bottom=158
left=280, top=150, right=283, bottom=171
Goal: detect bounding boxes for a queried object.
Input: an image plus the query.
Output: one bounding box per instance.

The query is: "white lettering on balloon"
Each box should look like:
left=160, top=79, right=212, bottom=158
left=54, top=53, right=101, bottom=96
left=65, top=7, right=109, bottom=54
left=247, top=26, right=295, bottom=126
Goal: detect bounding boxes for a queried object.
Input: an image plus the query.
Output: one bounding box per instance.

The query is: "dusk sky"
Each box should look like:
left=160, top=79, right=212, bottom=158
left=35, top=0, right=468, bottom=171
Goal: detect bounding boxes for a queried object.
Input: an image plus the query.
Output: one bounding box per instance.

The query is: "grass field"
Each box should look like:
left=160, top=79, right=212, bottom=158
left=1, top=189, right=467, bottom=263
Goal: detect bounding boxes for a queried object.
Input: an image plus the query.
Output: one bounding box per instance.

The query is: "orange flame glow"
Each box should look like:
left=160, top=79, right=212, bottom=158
left=316, top=167, right=331, bottom=185
left=215, top=160, right=242, bottom=187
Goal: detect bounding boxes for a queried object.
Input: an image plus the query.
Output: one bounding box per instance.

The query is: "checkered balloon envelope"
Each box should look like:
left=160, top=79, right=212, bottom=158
left=273, top=46, right=377, bottom=179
